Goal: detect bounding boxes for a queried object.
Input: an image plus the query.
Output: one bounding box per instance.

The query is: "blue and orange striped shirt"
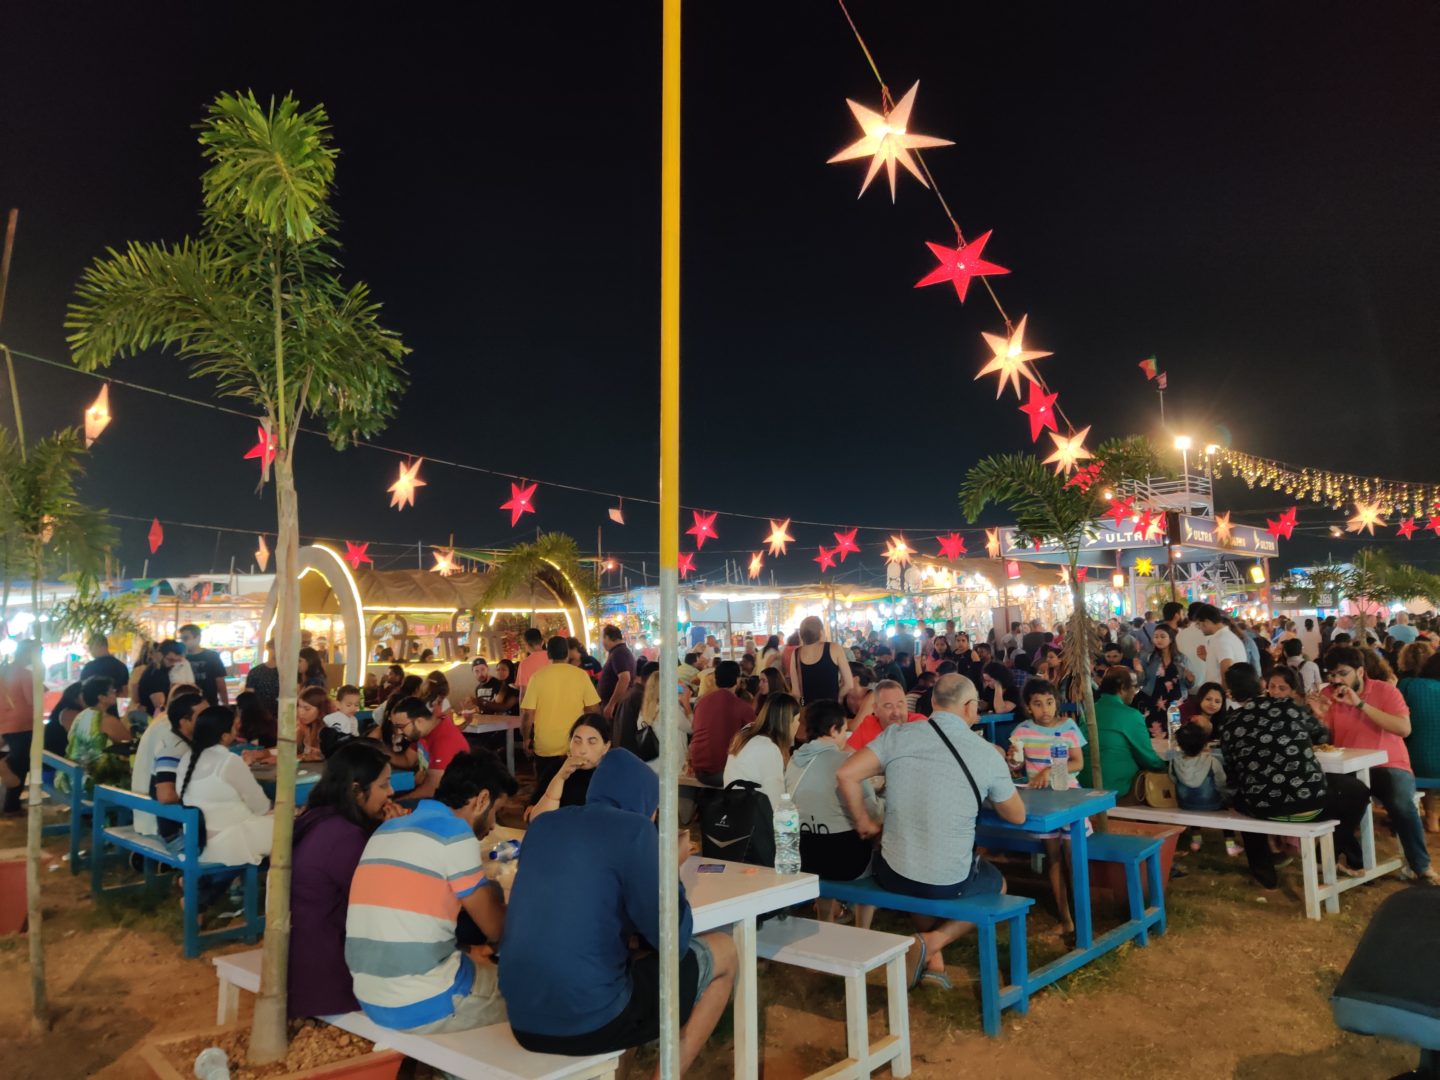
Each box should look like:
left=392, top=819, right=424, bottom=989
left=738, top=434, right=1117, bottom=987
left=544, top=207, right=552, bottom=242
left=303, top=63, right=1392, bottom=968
left=344, top=799, right=487, bottom=1028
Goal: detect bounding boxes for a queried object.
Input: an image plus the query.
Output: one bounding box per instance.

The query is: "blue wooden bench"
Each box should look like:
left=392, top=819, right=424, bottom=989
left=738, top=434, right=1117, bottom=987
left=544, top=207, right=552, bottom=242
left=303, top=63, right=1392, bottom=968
left=89, top=784, right=264, bottom=958
left=40, top=751, right=93, bottom=872
left=977, top=825, right=1168, bottom=946
left=818, top=876, right=1032, bottom=1036
left=1415, top=776, right=1440, bottom=791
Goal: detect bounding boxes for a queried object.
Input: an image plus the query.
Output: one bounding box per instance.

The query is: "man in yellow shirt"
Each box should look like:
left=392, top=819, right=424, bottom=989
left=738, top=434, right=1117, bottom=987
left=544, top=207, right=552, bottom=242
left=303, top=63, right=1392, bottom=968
left=521, top=636, right=602, bottom=806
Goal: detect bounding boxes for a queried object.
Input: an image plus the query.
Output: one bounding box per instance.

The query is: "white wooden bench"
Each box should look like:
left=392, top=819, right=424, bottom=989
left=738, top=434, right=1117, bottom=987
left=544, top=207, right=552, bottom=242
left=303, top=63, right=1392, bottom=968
left=213, top=950, right=621, bottom=1079
left=1109, top=805, right=1342, bottom=919
left=755, top=918, right=911, bottom=1079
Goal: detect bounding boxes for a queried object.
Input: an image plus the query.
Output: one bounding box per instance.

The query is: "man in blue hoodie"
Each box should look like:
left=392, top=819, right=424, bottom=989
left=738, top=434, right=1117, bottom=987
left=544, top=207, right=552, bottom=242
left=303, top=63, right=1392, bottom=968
left=500, top=749, right=736, bottom=1071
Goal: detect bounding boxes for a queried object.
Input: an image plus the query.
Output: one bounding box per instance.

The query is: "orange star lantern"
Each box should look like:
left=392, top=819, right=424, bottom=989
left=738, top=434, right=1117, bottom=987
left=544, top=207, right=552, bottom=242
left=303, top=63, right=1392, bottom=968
left=1214, top=511, right=1234, bottom=544
left=827, top=81, right=953, bottom=201
left=255, top=534, right=270, bottom=572
left=985, top=528, right=1001, bottom=559
left=1347, top=501, right=1387, bottom=535
left=1042, top=427, right=1092, bottom=475
left=977, top=315, right=1051, bottom=399
left=748, top=552, right=764, bottom=579
left=84, top=385, right=112, bottom=447
left=388, top=459, right=426, bottom=510
left=764, top=519, right=794, bottom=557
left=883, top=535, right=912, bottom=566
left=432, top=549, right=458, bottom=576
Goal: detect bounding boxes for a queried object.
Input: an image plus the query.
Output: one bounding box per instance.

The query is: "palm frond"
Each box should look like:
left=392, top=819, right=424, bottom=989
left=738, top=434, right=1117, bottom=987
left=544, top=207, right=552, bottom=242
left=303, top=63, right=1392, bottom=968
left=465, top=533, right=592, bottom=619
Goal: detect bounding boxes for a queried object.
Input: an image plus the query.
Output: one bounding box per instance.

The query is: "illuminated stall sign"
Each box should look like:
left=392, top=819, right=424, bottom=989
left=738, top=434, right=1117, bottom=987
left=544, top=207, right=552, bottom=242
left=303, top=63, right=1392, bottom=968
left=1000, top=523, right=1152, bottom=557
left=1173, top=516, right=1279, bottom=556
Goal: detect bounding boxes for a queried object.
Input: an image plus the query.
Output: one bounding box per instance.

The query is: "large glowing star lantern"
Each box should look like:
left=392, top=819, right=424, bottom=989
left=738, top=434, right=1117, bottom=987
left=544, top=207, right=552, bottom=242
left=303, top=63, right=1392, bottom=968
left=1043, top=427, right=1092, bottom=475
left=833, top=528, right=861, bottom=562
left=344, top=541, right=373, bottom=570
left=936, top=533, right=966, bottom=561
left=1135, top=557, right=1155, bottom=577
left=686, top=511, right=719, bottom=550
left=977, top=315, right=1051, bottom=399
left=883, top=535, right=912, bottom=566
left=985, top=528, right=1001, bottom=560
left=255, top=534, right=270, bottom=572
left=244, top=424, right=278, bottom=481
left=764, top=519, right=794, bottom=557
left=388, top=459, right=426, bottom=510
left=814, top=546, right=838, bottom=572
left=914, top=231, right=1009, bottom=302
left=84, top=385, right=112, bottom=447
left=677, top=552, right=696, bottom=579
left=1214, top=511, right=1234, bottom=544
left=1347, top=501, right=1387, bottom=535
left=500, top=482, right=538, bottom=527
left=827, top=81, right=953, bottom=201
left=432, top=549, right=458, bottom=576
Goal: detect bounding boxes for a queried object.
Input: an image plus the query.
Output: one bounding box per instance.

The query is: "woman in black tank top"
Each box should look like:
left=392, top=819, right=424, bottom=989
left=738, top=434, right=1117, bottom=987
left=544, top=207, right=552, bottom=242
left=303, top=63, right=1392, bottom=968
left=790, top=615, right=855, bottom=704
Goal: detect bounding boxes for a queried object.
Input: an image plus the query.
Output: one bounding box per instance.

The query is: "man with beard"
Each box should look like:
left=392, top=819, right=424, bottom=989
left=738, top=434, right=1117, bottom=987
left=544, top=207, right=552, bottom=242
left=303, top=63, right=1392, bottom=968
left=346, top=750, right=518, bottom=1033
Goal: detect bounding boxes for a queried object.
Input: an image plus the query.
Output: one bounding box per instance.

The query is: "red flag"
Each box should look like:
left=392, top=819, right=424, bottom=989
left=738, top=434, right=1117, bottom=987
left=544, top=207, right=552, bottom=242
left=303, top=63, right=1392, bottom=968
left=1138, top=357, right=1158, bottom=380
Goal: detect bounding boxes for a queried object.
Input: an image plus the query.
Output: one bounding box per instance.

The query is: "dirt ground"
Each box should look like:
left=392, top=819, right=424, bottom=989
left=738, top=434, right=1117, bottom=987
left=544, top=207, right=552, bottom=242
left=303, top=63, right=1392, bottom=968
left=0, top=805, right=1426, bottom=1080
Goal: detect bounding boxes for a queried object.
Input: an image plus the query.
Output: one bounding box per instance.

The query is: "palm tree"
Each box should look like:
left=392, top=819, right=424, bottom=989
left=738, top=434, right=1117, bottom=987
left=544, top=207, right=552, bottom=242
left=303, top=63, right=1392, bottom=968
left=1280, top=549, right=1440, bottom=644
left=66, top=91, right=407, bottom=1062
left=0, top=426, right=113, bottom=1028
left=466, top=532, right=592, bottom=620
left=960, top=435, right=1159, bottom=792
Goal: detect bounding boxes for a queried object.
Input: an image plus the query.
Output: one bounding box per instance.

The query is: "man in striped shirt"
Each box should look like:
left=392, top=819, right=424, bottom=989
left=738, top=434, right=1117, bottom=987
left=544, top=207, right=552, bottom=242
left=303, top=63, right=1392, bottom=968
left=346, top=750, right=518, bottom=1033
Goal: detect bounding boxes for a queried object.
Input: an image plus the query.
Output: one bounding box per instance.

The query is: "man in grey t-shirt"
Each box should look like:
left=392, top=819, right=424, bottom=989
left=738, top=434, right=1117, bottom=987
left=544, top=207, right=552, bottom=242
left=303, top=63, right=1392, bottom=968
left=838, top=673, right=1025, bottom=987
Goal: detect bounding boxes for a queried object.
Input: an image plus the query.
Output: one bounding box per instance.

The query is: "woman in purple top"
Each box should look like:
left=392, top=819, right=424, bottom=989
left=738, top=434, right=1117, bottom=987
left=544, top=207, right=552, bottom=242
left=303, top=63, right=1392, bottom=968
left=288, top=740, right=403, bottom=1018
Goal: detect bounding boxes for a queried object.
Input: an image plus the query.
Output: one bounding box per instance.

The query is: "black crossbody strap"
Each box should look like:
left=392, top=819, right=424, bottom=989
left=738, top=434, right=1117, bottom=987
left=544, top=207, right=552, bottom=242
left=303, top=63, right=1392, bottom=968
left=927, top=717, right=983, bottom=808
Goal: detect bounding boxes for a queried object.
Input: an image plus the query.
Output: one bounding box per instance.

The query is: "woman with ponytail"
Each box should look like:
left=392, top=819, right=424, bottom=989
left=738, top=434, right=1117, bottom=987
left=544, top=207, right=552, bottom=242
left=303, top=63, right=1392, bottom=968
left=176, top=706, right=273, bottom=865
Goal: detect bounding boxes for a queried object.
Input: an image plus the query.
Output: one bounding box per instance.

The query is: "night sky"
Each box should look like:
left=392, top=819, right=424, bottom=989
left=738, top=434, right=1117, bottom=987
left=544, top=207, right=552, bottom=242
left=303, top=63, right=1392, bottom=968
left=2, top=2, right=1438, bottom=585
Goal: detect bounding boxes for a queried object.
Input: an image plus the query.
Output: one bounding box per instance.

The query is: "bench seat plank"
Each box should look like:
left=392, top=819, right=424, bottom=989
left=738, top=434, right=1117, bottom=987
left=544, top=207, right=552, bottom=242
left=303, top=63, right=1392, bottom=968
left=1110, top=805, right=1337, bottom=837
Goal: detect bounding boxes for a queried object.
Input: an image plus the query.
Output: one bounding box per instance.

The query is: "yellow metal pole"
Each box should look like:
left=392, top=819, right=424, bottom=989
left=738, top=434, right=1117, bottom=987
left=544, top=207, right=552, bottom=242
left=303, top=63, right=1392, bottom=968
left=657, top=0, right=683, bottom=1076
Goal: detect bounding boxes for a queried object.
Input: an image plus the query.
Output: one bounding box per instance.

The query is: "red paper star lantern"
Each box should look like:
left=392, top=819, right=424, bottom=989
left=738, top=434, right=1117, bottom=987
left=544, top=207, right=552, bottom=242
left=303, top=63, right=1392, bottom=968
left=344, top=541, right=373, bottom=569
left=914, top=230, right=1009, bottom=302
left=814, top=546, right=838, bottom=572
left=1266, top=506, right=1297, bottom=540
left=1105, top=495, right=1136, bottom=531
left=935, top=532, right=967, bottom=560
left=686, top=511, right=719, bottom=550
left=243, top=424, right=277, bottom=479
left=1397, top=517, right=1418, bottom=540
left=1427, top=516, right=1440, bottom=538
left=833, top=528, right=861, bottom=562
left=500, top=482, right=538, bottom=527
left=1018, top=382, right=1059, bottom=444
left=1144, top=512, right=1168, bottom=542
left=1075, top=566, right=1089, bottom=582
left=677, top=552, right=696, bottom=579
left=147, top=518, right=164, bottom=554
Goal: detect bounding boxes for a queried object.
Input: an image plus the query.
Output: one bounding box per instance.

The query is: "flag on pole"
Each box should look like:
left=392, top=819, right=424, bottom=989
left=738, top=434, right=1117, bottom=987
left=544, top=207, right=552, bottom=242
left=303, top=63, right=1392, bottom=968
left=1156, top=372, right=1168, bottom=390
left=1138, top=356, right=1158, bottom=380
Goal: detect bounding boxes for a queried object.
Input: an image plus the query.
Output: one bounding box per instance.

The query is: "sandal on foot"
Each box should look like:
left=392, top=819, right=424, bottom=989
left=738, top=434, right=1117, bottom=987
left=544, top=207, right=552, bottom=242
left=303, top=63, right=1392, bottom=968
left=906, top=935, right=928, bottom=990
left=920, top=969, right=953, bottom=990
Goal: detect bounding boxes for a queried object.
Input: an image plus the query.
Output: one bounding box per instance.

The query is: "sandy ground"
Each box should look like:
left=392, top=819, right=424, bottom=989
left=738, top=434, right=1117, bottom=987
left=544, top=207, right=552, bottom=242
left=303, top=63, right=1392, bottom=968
left=0, top=805, right=1427, bottom=1080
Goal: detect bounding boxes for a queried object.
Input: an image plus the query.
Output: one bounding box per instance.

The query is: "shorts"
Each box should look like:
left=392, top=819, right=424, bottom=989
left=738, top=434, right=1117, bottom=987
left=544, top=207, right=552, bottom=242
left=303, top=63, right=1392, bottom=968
left=874, top=851, right=1004, bottom=900
left=401, top=959, right=507, bottom=1035
left=512, top=937, right=714, bottom=1056
left=800, top=829, right=874, bottom=882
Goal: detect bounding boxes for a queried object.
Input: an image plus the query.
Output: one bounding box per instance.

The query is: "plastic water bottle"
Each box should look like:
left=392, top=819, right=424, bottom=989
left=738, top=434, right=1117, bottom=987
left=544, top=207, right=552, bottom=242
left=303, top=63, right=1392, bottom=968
left=1166, top=704, right=1183, bottom=748
left=487, top=839, right=521, bottom=864
left=194, top=1047, right=230, bottom=1080
left=1049, top=738, right=1070, bottom=791
left=773, top=793, right=801, bottom=875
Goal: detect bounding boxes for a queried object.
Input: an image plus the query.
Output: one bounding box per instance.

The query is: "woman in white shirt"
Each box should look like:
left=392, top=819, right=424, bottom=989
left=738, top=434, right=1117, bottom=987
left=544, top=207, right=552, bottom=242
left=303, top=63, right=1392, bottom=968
left=723, top=692, right=799, bottom=810
left=176, top=706, right=274, bottom=865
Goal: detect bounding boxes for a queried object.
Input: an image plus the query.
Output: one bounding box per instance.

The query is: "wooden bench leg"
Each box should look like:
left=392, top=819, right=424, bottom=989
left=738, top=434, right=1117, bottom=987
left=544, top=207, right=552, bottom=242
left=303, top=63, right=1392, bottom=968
left=1145, top=852, right=1167, bottom=936
left=1319, top=831, right=1340, bottom=916
left=977, top=921, right=1001, bottom=1037
left=216, top=975, right=240, bottom=1025
left=844, top=971, right=869, bottom=1073
left=1300, top=837, right=1321, bottom=921
left=885, top=954, right=911, bottom=1078
left=1008, top=913, right=1030, bottom=1015
left=1124, top=861, right=1147, bottom=947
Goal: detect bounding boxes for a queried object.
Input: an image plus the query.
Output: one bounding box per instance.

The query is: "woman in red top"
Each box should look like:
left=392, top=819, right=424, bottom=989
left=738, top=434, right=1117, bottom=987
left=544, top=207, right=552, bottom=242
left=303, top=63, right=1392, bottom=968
left=0, top=641, right=39, bottom=814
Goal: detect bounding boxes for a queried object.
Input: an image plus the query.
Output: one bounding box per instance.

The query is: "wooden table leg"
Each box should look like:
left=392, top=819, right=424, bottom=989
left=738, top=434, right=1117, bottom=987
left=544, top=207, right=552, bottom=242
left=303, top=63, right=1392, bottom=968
left=505, top=725, right=515, bottom=776
left=216, top=975, right=239, bottom=1025
left=885, top=954, right=912, bottom=1078
left=1356, top=767, right=1377, bottom=870
left=732, top=916, right=759, bottom=1080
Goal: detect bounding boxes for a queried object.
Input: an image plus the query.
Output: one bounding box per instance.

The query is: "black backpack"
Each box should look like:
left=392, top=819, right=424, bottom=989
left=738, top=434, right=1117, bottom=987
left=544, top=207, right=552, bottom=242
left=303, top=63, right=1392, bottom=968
left=700, top=780, right=775, bottom=867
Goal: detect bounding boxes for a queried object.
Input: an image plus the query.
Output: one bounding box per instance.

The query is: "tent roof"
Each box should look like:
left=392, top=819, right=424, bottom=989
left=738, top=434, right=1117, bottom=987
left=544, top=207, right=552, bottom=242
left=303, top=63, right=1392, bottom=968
left=302, top=568, right=565, bottom=613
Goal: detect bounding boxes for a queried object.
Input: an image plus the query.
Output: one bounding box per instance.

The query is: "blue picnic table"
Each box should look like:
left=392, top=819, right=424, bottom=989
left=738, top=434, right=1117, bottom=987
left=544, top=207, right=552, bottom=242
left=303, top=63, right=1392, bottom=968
left=976, top=786, right=1156, bottom=992
left=975, top=710, right=1021, bottom=748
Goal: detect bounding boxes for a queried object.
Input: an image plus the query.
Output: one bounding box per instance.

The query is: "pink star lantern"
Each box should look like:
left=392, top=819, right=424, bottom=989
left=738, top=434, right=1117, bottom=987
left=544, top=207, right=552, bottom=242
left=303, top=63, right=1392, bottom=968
left=935, top=532, right=967, bottom=561
left=686, top=511, right=719, bottom=550
left=1105, top=495, right=1136, bottom=531
left=1427, top=516, right=1440, bottom=537
left=827, top=81, right=954, bottom=201
left=833, top=528, right=861, bottom=562
left=243, top=424, right=278, bottom=479
left=1397, top=517, right=1418, bottom=540
left=677, top=552, right=696, bottom=579
left=1018, top=381, right=1059, bottom=443
left=914, top=230, right=1009, bottom=302
left=1266, top=506, right=1298, bottom=540
left=814, top=546, right=838, bottom=572
left=500, top=482, right=538, bottom=527
left=147, top=518, right=164, bottom=554
left=344, top=542, right=373, bottom=569
left=1075, top=567, right=1089, bottom=582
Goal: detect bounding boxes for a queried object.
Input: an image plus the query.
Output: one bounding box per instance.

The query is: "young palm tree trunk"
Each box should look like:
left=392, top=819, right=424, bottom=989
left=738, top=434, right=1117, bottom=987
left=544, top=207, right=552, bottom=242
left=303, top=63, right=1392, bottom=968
left=26, top=541, right=48, bottom=1029
left=1067, top=573, right=1107, bottom=829
left=249, top=447, right=300, bottom=1061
